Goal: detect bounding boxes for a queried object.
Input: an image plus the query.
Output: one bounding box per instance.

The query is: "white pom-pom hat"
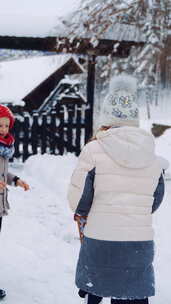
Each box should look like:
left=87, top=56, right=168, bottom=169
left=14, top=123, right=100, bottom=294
left=99, top=75, right=139, bottom=127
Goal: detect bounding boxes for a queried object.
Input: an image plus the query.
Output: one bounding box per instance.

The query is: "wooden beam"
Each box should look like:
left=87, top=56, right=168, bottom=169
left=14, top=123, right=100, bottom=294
left=85, top=55, right=96, bottom=140
left=0, top=36, right=144, bottom=56
left=0, top=36, right=57, bottom=52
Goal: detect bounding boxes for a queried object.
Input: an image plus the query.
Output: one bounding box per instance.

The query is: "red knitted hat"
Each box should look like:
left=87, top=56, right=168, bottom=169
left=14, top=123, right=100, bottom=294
left=0, top=105, right=15, bottom=129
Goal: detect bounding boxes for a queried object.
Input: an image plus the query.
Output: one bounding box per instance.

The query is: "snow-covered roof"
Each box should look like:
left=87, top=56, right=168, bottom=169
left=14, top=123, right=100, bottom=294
left=53, top=22, right=146, bottom=43
left=0, top=54, right=80, bottom=104
left=99, top=23, right=145, bottom=42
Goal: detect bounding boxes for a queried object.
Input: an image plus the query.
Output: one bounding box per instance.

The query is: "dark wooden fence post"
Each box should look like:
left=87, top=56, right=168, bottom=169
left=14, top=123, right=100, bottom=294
left=41, top=113, right=47, bottom=154
left=58, top=106, right=64, bottom=155
left=86, top=54, right=96, bottom=142
left=85, top=107, right=91, bottom=144
left=75, top=107, right=81, bottom=156
left=66, top=104, right=74, bottom=152
left=49, top=110, right=57, bottom=154
left=23, top=115, right=30, bottom=162
left=13, top=118, right=21, bottom=159
left=31, top=113, right=39, bottom=155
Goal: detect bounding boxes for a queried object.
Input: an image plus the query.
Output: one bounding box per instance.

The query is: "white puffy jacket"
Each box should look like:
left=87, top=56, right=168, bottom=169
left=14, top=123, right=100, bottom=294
left=68, top=127, right=163, bottom=241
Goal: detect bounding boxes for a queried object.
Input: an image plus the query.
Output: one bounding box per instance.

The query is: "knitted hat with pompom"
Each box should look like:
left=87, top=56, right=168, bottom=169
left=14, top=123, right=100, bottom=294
left=99, top=75, right=139, bottom=127
left=0, top=105, right=15, bottom=129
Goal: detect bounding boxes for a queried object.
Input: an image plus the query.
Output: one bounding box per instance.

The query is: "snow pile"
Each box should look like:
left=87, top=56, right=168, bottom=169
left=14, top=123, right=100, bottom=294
left=24, top=153, right=77, bottom=194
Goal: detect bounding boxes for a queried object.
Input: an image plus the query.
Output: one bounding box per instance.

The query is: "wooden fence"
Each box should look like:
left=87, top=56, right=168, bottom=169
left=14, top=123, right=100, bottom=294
left=12, top=104, right=92, bottom=162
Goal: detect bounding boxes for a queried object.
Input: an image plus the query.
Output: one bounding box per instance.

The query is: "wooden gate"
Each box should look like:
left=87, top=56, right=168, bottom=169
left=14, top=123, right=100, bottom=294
left=12, top=103, right=91, bottom=161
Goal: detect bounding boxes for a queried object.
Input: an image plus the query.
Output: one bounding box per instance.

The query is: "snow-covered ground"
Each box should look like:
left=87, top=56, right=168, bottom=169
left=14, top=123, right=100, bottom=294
left=0, top=123, right=171, bottom=304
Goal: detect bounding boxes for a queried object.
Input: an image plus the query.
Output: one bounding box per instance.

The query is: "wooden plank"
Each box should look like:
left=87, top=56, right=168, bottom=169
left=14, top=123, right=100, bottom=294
left=41, top=114, right=48, bottom=154
left=49, top=110, right=57, bottom=154
left=58, top=106, right=65, bottom=155
left=85, top=107, right=92, bottom=143
left=23, top=116, right=30, bottom=161
left=31, top=114, right=39, bottom=155
left=86, top=55, right=96, bottom=139
left=75, top=107, right=81, bottom=156
left=13, top=119, right=22, bottom=158
left=66, top=105, right=74, bottom=152
left=0, top=36, right=143, bottom=56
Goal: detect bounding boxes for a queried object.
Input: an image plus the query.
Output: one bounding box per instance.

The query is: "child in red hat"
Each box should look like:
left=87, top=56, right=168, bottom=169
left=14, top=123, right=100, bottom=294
left=0, top=105, right=29, bottom=299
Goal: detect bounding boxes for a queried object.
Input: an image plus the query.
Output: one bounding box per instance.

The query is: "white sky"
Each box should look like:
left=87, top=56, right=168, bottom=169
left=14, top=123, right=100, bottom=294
left=0, top=0, right=80, bottom=17
left=0, top=0, right=81, bottom=36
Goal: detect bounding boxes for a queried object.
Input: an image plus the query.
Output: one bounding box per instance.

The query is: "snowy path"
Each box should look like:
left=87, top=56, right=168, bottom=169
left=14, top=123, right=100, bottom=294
left=0, top=155, right=81, bottom=304
left=0, top=154, right=170, bottom=304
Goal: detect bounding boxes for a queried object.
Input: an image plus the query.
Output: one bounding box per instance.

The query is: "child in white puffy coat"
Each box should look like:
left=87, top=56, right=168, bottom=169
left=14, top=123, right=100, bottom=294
left=68, top=76, right=165, bottom=304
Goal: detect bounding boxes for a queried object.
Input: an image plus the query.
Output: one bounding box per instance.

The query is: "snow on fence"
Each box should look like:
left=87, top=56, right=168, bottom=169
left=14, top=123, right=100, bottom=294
left=12, top=104, right=91, bottom=162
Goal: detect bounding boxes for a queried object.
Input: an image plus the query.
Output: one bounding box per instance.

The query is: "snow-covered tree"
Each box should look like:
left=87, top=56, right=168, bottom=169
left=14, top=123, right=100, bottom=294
left=60, top=0, right=171, bottom=86
left=59, top=0, right=170, bottom=104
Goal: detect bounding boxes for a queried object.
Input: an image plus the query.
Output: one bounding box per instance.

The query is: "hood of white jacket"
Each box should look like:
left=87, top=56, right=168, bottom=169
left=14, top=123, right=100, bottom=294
left=96, top=127, right=156, bottom=169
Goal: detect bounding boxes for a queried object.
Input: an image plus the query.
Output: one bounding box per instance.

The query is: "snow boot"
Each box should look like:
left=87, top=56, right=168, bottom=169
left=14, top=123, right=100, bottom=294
left=79, top=289, right=88, bottom=298
left=111, top=299, right=149, bottom=304
left=0, top=289, right=6, bottom=299
left=84, top=293, right=103, bottom=304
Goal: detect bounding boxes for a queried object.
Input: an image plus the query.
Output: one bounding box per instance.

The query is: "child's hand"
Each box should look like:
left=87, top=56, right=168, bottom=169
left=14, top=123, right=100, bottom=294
left=74, top=214, right=87, bottom=242
left=16, top=179, right=30, bottom=191
left=0, top=181, right=6, bottom=190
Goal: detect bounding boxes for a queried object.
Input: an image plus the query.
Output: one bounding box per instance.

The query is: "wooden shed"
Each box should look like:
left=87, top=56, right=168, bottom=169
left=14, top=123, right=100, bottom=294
left=23, top=56, right=84, bottom=112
